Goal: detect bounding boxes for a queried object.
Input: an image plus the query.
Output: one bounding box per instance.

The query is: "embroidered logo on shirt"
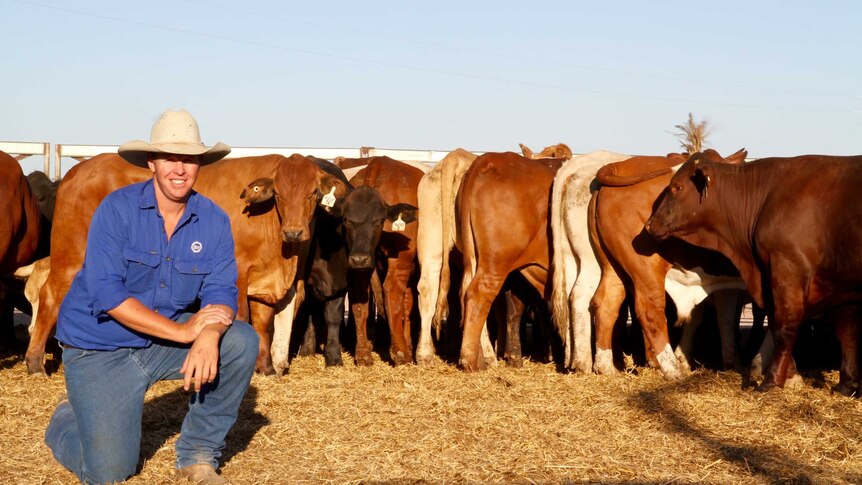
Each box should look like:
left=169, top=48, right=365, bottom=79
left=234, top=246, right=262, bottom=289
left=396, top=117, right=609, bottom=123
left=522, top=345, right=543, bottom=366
left=191, top=241, right=203, bottom=253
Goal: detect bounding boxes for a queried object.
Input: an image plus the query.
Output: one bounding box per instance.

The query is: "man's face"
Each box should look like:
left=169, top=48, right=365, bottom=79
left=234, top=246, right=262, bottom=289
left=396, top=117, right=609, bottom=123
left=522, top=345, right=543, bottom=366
left=147, top=153, right=201, bottom=203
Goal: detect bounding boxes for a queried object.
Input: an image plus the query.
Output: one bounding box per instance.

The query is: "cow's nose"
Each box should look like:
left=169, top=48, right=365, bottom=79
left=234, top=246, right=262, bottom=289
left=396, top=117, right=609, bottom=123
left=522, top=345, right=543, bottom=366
left=282, top=229, right=305, bottom=242
left=349, top=255, right=373, bottom=269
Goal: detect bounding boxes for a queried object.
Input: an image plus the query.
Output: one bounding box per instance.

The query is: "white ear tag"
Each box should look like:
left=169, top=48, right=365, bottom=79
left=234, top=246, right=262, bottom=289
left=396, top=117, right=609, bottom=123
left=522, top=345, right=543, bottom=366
left=392, top=213, right=406, bottom=232
left=321, top=187, right=336, bottom=208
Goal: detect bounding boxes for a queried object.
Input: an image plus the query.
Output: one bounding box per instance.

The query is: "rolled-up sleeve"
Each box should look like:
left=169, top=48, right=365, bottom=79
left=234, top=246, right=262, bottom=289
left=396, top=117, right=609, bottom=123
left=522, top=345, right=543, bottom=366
left=199, top=215, right=239, bottom=315
left=85, top=200, right=133, bottom=315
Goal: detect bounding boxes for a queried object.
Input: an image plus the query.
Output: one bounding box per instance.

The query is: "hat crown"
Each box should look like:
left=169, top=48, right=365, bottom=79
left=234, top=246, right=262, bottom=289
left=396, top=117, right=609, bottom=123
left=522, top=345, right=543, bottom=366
left=150, top=109, right=204, bottom=147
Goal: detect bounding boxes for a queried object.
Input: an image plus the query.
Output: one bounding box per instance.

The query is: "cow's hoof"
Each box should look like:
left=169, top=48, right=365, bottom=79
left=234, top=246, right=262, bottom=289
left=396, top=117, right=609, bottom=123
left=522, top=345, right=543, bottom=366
left=415, top=352, right=435, bottom=366
left=256, top=363, right=277, bottom=376
left=391, top=350, right=411, bottom=366
left=25, top=355, right=48, bottom=376
left=324, top=354, right=343, bottom=367
left=832, top=382, right=858, bottom=397
left=505, top=355, right=523, bottom=368
left=355, top=351, right=374, bottom=367
left=593, top=349, right=617, bottom=375
left=755, top=381, right=779, bottom=392
left=459, top=355, right=484, bottom=372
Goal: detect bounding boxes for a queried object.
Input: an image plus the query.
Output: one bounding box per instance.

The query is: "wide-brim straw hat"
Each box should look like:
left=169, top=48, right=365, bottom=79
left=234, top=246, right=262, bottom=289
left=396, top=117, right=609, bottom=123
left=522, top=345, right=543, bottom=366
left=118, top=109, right=231, bottom=167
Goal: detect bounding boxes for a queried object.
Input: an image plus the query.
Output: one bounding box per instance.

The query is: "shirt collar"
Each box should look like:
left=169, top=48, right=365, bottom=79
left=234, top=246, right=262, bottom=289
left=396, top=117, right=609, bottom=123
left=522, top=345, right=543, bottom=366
left=138, top=179, right=200, bottom=223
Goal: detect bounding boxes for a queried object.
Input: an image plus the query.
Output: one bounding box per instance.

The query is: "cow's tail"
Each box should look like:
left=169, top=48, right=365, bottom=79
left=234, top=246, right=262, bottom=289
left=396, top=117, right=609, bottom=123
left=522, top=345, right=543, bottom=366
left=550, top=168, right=571, bottom=339
left=433, top=164, right=457, bottom=328
left=371, top=270, right=386, bottom=321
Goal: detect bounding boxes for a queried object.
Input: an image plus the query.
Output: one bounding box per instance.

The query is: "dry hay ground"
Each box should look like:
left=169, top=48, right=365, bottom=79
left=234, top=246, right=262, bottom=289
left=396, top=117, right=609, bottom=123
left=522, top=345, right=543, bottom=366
left=1, top=346, right=861, bottom=485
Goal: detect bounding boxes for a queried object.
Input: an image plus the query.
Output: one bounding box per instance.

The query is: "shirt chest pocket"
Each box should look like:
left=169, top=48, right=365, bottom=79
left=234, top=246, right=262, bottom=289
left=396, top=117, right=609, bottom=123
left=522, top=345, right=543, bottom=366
left=171, top=260, right=213, bottom=306
left=123, top=248, right=161, bottom=294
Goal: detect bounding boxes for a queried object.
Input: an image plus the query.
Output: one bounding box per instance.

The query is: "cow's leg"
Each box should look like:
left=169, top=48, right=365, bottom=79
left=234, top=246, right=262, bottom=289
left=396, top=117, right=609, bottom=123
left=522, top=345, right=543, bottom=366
left=758, top=273, right=804, bottom=391
left=0, top=286, right=16, bottom=348
left=349, top=269, right=374, bottom=366
left=749, top=327, right=801, bottom=388
left=570, top=268, right=597, bottom=373
left=322, top=295, right=345, bottom=367
left=674, top=303, right=704, bottom=373
left=460, top=259, right=496, bottom=367
left=26, top=272, right=70, bottom=376
left=271, top=282, right=303, bottom=377
left=460, top=269, right=505, bottom=372
left=592, top=270, right=626, bottom=375
left=416, top=227, right=443, bottom=366
left=383, top=259, right=414, bottom=366
left=633, top=285, right=682, bottom=380
left=714, top=289, right=742, bottom=370
left=249, top=300, right=276, bottom=376
left=832, top=305, right=860, bottom=397
left=503, top=290, right=525, bottom=368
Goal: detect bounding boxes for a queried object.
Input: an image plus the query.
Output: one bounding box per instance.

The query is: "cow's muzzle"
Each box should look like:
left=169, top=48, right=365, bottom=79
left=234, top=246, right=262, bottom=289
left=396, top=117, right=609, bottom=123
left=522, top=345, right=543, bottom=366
left=348, top=254, right=373, bottom=269
left=282, top=228, right=308, bottom=243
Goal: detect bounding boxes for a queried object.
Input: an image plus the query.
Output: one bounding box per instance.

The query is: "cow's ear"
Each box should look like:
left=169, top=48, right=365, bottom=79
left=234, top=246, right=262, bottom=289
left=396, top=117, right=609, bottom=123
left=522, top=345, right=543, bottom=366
left=386, top=203, right=418, bottom=224
left=519, top=143, right=534, bottom=158
left=691, top=167, right=710, bottom=198
left=241, top=178, right=275, bottom=204
left=723, top=148, right=747, bottom=165
left=318, top=175, right=350, bottom=211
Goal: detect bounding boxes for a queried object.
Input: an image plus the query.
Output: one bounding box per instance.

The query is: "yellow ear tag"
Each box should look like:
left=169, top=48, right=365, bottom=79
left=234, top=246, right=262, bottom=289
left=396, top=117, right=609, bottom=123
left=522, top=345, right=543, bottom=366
left=392, top=213, right=406, bottom=232
left=321, top=187, right=337, bottom=208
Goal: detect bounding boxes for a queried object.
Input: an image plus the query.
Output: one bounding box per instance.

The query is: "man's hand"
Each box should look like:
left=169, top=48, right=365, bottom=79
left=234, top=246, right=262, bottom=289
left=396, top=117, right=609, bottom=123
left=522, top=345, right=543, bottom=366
left=180, top=326, right=223, bottom=392
left=180, top=305, right=233, bottom=343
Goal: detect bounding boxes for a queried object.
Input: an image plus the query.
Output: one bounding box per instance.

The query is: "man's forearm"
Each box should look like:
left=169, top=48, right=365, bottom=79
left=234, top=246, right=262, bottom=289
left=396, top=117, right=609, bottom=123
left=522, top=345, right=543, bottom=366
left=107, top=298, right=190, bottom=342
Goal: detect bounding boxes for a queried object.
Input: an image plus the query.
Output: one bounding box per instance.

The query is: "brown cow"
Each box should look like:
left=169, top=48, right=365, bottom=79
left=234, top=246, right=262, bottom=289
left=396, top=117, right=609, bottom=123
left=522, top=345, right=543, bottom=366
left=1, top=151, right=44, bottom=345
left=331, top=156, right=421, bottom=366
left=24, top=153, right=349, bottom=376
left=646, top=152, right=862, bottom=394
left=589, top=150, right=748, bottom=379
left=456, top=152, right=564, bottom=371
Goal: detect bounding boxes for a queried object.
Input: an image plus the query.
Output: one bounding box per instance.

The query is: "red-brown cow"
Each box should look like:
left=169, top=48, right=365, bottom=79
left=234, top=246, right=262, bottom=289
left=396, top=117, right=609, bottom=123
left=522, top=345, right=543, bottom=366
left=24, top=153, right=349, bottom=376
left=646, top=152, right=862, bottom=394
left=1, top=151, right=44, bottom=345
left=331, top=156, right=420, bottom=366
left=456, top=152, right=564, bottom=371
left=589, top=150, right=748, bottom=379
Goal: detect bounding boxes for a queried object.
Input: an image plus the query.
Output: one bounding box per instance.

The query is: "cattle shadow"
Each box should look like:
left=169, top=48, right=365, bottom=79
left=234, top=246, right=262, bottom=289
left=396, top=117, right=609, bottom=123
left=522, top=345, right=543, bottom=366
left=627, top=373, right=862, bottom=484
left=137, top=385, right=268, bottom=471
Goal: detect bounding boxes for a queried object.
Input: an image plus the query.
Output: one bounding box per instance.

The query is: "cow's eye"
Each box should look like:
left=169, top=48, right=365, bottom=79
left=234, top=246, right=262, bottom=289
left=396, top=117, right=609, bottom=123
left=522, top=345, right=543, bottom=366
left=670, top=184, right=681, bottom=194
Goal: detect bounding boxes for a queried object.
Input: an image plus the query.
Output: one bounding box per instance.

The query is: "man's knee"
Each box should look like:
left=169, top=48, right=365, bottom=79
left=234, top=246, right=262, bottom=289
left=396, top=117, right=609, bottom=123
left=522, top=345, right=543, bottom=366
left=221, top=321, right=259, bottom=364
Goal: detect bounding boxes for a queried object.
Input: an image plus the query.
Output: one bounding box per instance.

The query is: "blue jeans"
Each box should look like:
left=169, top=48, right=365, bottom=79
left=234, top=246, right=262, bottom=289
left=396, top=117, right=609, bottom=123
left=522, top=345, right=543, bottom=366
left=44, top=318, right=258, bottom=484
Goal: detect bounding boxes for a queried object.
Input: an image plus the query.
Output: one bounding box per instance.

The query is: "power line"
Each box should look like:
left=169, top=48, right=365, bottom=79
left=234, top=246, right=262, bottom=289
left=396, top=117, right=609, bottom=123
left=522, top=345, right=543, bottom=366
left=8, top=0, right=860, bottom=115
left=183, top=0, right=860, bottom=101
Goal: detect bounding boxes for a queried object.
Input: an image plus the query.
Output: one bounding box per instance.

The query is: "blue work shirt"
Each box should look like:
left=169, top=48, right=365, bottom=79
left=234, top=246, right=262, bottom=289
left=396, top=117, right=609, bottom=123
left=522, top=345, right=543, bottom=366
left=56, top=179, right=239, bottom=351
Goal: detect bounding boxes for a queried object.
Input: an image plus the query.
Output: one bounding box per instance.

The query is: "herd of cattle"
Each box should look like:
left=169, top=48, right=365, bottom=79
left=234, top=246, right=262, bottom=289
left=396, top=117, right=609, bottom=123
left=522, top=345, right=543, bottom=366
left=1, top=144, right=860, bottom=396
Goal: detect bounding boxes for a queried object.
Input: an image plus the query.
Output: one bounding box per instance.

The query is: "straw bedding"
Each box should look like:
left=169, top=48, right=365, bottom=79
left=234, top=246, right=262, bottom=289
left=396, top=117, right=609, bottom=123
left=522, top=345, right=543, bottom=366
left=1, top=343, right=860, bottom=485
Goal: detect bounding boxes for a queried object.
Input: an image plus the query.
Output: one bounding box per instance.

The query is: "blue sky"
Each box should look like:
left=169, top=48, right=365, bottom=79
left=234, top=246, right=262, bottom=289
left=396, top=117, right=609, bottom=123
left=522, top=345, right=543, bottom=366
left=3, top=1, right=860, bottom=175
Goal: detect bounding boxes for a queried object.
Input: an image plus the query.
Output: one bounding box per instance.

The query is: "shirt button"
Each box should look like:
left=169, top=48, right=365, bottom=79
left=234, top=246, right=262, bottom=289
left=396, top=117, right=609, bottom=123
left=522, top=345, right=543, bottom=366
left=160, top=282, right=166, bottom=288
left=165, top=257, right=172, bottom=262
left=154, top=309, right=159, bottom=314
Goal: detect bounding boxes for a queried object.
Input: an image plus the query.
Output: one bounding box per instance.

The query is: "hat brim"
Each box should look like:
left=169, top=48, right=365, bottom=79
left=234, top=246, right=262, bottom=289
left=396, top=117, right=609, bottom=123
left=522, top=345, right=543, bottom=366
left=118, top=140, right=231, bottom=167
